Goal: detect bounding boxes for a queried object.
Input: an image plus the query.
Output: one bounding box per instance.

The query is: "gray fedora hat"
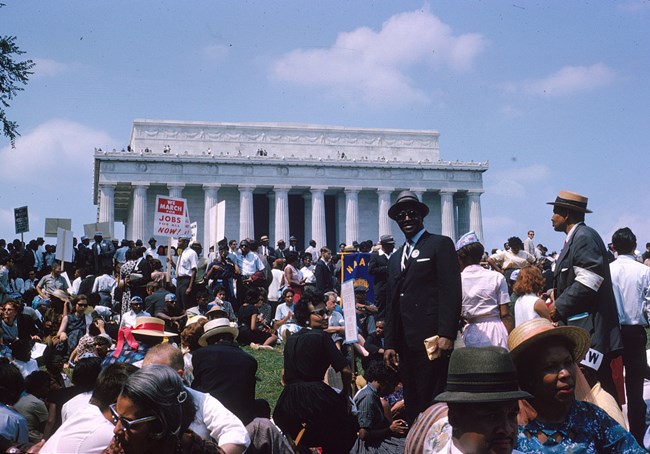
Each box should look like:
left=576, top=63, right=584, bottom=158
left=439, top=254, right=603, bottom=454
left=388, top=190, right=429, bottom=220
left=435, top=347, right=532, bottom=403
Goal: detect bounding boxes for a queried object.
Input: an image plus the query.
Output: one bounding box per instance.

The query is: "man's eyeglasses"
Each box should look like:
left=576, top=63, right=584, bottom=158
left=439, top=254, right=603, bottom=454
left=311, top=309, right=328, bottom=318
left=77, top=304, right=88, bottom=308
left=395, top=210, right=420, bottom=222
left=109, top=403, right=158, bottom=432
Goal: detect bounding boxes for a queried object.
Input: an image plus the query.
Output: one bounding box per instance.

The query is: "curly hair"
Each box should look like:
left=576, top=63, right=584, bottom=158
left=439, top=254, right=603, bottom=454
left=512, top=265, right=545, bottom=296
left=364, top=360, right=400, bottom=389
left=507, top=236, right=524, bottom=251
left=180, top=318, right=208, bottom=352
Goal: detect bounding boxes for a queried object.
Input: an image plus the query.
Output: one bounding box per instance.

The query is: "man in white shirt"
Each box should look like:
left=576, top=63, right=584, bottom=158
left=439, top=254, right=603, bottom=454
left=174, top=236, right=198, bottom=310
left=609, top=227, right=650, bottom=445
left=41, top=363, right=137, bottom=454
left=236, top=239, right=265, bottom=308
left=120, top=296, right=151, bottom=328
left=142, top=343, right=250, bottom=454
left=145, top=237, right=158, bottom=258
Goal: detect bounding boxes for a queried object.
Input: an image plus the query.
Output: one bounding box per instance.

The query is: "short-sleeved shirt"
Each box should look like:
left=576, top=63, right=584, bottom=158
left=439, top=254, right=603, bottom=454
left=14, top=392, right=48, bottom=442
left=177, top=248, right=198, bottom=277
left=37, top=274, right=69, bottom=293
left=489, top=250, right=535, bottom=270
left=236, top=252, right=265, bottom=276
left=461, top=264, right=510, bottom=320
left=353, top=384, right=388, bottom=430
left=283, top=328, right=348, bottom=383
left=0, top=403, right=29, bottom=444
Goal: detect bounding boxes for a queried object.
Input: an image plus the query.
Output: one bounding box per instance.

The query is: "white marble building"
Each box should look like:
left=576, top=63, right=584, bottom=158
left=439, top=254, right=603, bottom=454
left=93, top=120, right=487, bottom=250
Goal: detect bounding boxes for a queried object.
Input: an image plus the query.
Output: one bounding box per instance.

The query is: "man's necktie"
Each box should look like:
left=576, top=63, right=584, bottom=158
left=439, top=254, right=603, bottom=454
left=401, top=241, right=413, bottom=271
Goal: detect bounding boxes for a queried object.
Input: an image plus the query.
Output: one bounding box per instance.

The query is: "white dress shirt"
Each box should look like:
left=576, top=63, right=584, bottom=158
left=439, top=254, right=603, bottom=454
left=610, top=254, right=650, bottom=326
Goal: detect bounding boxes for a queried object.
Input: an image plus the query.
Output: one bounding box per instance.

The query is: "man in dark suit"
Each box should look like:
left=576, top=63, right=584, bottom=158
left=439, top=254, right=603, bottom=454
left=547, top=189, right=622, bottom=398
left=314, top=247, right=334, bottom=295
left=368, top=234, right=395, bottom=318
left=383, top=191, right=462, bottom=424
left=191, top=318, right=261, bottom=425
left=91, top=232, right=115, bottom=276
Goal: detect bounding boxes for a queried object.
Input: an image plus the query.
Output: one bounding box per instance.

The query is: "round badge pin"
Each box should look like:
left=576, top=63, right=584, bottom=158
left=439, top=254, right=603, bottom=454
left=411, top=249, right=420, bottom=259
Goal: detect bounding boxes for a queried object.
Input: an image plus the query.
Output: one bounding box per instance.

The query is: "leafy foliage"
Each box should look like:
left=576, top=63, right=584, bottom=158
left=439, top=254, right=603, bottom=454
left=0, top=32, right=35, bottom=147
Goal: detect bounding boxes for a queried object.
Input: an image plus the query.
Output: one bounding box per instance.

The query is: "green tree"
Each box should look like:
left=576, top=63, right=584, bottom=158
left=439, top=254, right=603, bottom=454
left=0, top=32, right=35, bottom=147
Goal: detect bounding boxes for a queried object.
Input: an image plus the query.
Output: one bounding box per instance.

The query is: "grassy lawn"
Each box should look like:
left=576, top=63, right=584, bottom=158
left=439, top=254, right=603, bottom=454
left=244, top=344, right=285, bottom=410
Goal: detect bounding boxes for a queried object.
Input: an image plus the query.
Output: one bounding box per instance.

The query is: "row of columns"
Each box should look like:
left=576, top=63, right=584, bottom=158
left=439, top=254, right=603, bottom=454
left=97, top=183, right=484, bottom=247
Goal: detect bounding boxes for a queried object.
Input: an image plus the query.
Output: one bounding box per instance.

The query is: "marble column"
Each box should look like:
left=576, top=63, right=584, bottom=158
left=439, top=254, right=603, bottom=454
left=410, top=188, right=425, bottom=202
left=274, top=185, right=290, bottom=244
left=377, top=189, right=392, bottom=238
left=239, top=185, right=255, bottom=241
left=203, top=184, right=220, bottom=249
left=98, top=183, right=116, bottom=238
left=131, top=183, right=149, bottom=243
left=345, top=188, right=360, bottom=246
left=310, top=186, right=327, bottom=251
left=167, top=184, right=184, bottom=199
left=468, top=189, right=485, bottom=244
left=440, top=190, right=456, bottom=241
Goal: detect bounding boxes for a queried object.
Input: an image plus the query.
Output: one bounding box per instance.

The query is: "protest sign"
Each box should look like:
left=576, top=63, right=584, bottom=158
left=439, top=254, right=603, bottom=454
left=154, top=195, right=192, bottom=237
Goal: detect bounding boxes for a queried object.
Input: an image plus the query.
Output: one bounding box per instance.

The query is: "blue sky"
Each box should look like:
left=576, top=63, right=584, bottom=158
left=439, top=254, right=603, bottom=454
left=1, top=1, right=649, bottom=252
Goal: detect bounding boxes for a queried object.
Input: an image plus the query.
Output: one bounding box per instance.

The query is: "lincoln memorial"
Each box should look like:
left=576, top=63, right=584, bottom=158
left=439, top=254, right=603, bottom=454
left=93, top=120, right=488, bottom=249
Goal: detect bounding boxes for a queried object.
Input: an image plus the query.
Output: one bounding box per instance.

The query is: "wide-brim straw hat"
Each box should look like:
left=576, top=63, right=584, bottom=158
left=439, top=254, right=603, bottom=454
left=388, top=190, right=430, bottom=220
left=546, top=189, right=592, bottom=213
left=435, top=347, right=532, bottom=403
left=131, top=316, right=177, bottom=337
left=198, top=318, right=239, bottom=346
left=508, top=318, right=591, bottom=363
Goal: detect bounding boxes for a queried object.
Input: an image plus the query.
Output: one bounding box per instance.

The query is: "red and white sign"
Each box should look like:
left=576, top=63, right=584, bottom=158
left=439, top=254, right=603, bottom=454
left=154, top=196, right=192, bottom=237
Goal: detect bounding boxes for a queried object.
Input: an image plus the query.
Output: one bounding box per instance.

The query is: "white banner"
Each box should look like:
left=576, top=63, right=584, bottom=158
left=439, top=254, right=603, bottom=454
left=55, top=227, right=74, bottom=263
left=341, top=280, right=358, bottom=344
left=209, top=201, right=226, bottom=251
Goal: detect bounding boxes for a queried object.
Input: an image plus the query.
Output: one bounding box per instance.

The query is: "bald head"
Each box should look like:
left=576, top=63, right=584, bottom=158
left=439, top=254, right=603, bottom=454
left=142, top=343, right=184, bottom=372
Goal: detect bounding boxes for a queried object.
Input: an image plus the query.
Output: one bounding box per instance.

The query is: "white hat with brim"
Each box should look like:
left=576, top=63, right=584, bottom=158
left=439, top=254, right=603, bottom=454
left=130, top=316, right=177, bottom=337
left=508, top=318, right=591, bottom=364
left=199, top=318, right=239, bottom=346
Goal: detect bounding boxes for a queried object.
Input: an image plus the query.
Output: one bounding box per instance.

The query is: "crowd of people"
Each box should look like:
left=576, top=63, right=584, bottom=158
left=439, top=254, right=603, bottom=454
left=0, top=188, right=649, bottom=453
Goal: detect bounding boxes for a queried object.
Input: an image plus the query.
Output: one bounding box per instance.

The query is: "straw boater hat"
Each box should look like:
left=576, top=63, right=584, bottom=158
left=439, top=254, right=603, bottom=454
left=546, top=189, right=592, bottom=213
left=198, top=318, right=239, bottom=347
left=388, top=190, right=430, bottom=220
left=131, top=316, right=177, bottom=337
left=435, top=347, right=532, bottom=403
left=508, top=318, right=591, bottom=363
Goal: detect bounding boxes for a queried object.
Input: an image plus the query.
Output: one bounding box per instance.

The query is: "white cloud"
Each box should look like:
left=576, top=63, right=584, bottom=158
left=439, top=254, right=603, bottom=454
left=271, top=7, right=486, bottom=106
left=201, top=44, right=230, bottom=60
left=0, top=119, right=119, bottom=240
left=32, top=58, right=69, bottom=77
left=485, top=164, right=551, bottom=198
left=514, top=63, right=616, bottom=97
